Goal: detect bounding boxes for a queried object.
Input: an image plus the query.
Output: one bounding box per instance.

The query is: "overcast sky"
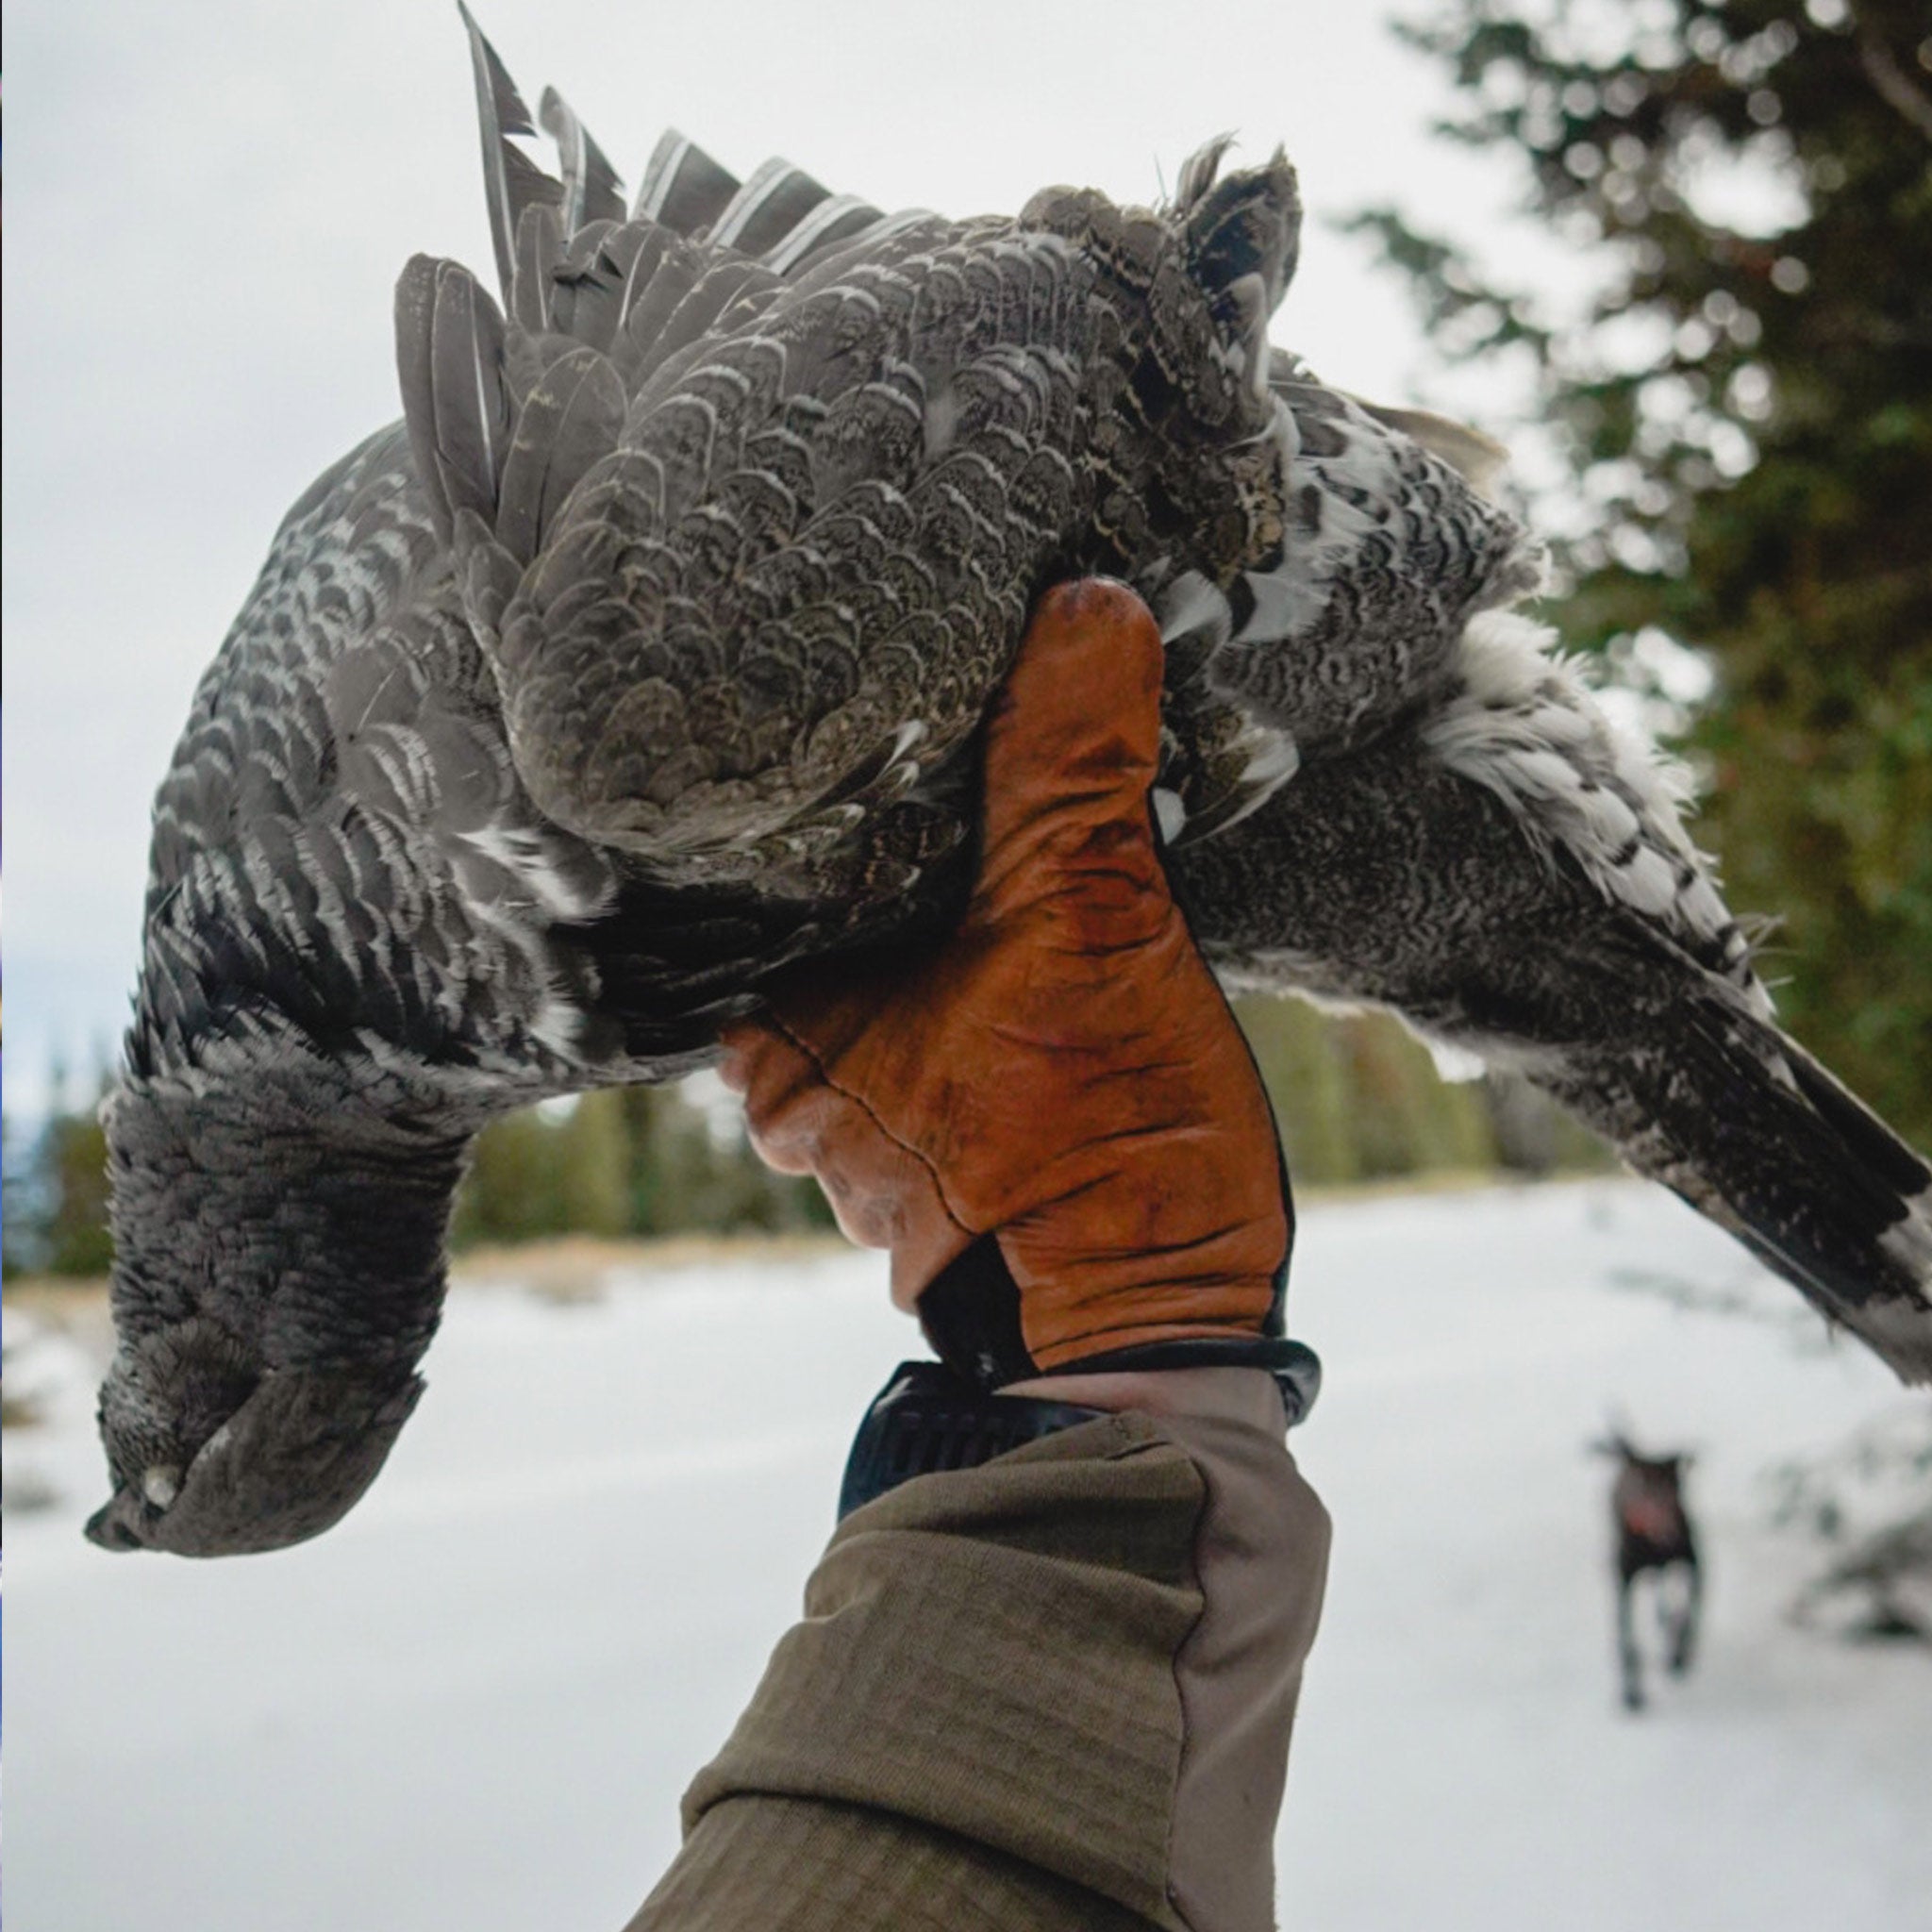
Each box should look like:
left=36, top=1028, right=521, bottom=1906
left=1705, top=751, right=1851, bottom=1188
left=3, top=0, right=1557, bottom=1119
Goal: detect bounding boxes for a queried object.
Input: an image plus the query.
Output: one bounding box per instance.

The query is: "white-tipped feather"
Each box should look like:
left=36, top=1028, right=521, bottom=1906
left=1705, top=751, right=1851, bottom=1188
left=1155, top=569, right=1228, bottom=645
left=1424, top=608, right=1770, bottom=1013
left=458, top=3, right=560, bottom=303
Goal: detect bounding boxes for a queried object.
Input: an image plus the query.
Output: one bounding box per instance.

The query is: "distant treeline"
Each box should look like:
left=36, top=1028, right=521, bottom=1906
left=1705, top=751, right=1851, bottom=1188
left=1, top=1000, right=1611, bottom=1278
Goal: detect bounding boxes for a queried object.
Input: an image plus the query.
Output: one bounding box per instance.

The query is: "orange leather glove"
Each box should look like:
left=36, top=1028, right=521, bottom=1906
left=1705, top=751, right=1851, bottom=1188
left=721, top=579, right=1309, bottom=1399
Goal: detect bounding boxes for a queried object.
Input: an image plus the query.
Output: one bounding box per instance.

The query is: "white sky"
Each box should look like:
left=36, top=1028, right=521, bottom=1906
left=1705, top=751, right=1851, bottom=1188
left=2, top=0, right=1563, bottom=1118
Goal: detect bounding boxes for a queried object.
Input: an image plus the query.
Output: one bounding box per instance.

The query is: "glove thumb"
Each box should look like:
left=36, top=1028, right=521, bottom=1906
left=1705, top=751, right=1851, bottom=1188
left=974, top=579, right=1168, bottom=928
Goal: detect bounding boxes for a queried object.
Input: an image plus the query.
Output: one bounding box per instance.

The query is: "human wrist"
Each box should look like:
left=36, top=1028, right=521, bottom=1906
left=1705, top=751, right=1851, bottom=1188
left=995, top=1363, right=1291, bottom=1433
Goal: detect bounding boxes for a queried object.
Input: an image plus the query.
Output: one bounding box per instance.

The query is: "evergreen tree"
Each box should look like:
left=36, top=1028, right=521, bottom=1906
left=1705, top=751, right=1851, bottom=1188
left=1239, top=996, right=1508, bottom=1184
left=621, top=1084, right=722, bottom=1237
left=1358, top=0, right=1932, bottom=1144
left=36, top=1105, right=115, bottom=1275
left=3, top=1112, right=32, bottom=1279
left=453, top=1080, right=834, bottom=1248
left=452, top=1107, right=564, bottom=1246
left=3, top=1063, right=118, bottom=1278
left=553, top=1090, right=632, bottom=1238
left=1483, top=1070, right=1621, bottom=1174
left=1237, top=997, right=1363, bottom=1183
left=1342, top=1012, right=1499, bottom=1177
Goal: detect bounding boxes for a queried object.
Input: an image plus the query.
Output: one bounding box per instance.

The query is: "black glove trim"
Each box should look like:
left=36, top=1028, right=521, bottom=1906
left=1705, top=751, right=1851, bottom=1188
left=916, top=1234, right=1321, bottom=1426
left=916, top=1234, right=1038, bottom=1390
left=838, top=1360, right=1106, bottom=1521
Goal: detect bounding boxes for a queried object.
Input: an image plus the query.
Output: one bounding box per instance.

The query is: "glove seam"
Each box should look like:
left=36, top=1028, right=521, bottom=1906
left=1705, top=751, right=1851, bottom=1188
left=762, top=1006, right=978, bottom=1241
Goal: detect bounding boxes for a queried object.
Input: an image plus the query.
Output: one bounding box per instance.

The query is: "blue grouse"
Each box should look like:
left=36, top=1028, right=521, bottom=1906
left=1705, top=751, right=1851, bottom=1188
left=88, top=9, right=1932, bottom=1557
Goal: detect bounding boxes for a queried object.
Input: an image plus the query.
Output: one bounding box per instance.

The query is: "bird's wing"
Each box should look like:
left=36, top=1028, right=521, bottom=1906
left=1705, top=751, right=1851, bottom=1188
left=1184, top=619, right=1932, bottom=1384
left=128, top=422, right=638, bottom=1097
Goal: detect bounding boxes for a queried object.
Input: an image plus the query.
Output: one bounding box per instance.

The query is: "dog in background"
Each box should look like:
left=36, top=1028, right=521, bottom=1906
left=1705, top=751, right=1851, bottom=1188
left=1597, top=1430, right=1702, bottom=1711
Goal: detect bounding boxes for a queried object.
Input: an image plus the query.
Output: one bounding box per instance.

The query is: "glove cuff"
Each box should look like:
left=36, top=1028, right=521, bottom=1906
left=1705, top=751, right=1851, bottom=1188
left=918, top=1233, right=1321, bottom=1426
left=837, top=1360, right=1107, bottom=1519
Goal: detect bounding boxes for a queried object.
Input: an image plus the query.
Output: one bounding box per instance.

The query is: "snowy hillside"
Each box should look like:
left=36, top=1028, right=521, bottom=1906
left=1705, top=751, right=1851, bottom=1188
left=6, top=1181, right=1928, bottom=1930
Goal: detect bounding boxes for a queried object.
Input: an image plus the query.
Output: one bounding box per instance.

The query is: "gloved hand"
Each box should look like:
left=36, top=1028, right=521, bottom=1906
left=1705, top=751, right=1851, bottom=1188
left=721, top=579, right=1305, bottom=1394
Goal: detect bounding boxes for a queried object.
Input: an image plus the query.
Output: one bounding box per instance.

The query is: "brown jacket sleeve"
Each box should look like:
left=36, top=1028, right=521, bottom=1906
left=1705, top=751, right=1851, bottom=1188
left=622, top=1406, right=1329, bottom=1932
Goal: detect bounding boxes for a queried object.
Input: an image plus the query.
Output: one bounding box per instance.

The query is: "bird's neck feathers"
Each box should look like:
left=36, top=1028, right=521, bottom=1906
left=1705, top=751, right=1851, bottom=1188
left=104, top=1072, right=471, bottom=1376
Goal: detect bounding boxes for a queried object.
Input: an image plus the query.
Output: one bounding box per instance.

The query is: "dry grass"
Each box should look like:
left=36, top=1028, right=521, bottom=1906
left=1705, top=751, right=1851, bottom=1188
left=451, top=1230, right=852, bottom=1300
left=451, top=1174, right=1534, bottom=1298
left=6, top=1274, right=113, bottom=1342
left=3, top=1386, right=50, bottom=1431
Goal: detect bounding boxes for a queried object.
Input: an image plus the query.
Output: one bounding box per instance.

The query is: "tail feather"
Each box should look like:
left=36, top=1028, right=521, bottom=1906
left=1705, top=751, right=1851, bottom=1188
left=631, top=259, right=785, bottom=405
left=510, top=200, right=565, bottom=334
left=549, top=218, right=628, bottom=350
left=493, top=345, right=626, bottom=567
left=1785, top=1045, right=1932, bottom=1202
left=613, top=237, right=708, bottom=375
left=609, top=225, right=674, bottom=333
left=457, top=2, right=561, bottom=302
left=708, top=158, right=832, bottom=254
left=633, top=129, right=741, bottom=234
left=394, top=257, right=513, bottom=541
left=1178, top=144, right=1301, bottom=357
left=762, top=192, right=889, bottom=274
left=538, top=85, right=625, bottom=234
left=1563, top=996, right=1932, bottom=1384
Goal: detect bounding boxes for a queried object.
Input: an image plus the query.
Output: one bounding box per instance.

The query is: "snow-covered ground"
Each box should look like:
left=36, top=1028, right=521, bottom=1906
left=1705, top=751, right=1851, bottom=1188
left=6, top=1180, right=1928, bottom=1930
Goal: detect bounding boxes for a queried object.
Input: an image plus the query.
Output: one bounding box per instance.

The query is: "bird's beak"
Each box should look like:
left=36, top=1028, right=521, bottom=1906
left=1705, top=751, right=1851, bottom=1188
left=85, top=1488, right=155, bottom=1552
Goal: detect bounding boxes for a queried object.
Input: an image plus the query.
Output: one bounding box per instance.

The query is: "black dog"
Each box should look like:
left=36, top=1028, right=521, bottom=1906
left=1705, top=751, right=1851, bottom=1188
left=1599, top=1432, right=1701, bottom=1710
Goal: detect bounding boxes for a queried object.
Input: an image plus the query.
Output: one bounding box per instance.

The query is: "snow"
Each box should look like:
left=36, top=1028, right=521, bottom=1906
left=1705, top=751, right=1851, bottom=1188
left=6, top=1180, right=1929, bottom=1930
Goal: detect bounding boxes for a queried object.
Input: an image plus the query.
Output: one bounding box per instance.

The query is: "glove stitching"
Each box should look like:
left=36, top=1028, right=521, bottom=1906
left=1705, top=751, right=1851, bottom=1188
left=762, top=1008, right=979, bottom=1242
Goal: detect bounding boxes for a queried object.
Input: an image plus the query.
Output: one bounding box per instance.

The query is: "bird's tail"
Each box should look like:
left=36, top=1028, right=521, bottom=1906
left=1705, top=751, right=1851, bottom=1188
left=1565, top=999, right=1932, bottom=1385
left=406, top=8, right=898, bottom=571
left=1734, top=1030, right=1932, bottom=1382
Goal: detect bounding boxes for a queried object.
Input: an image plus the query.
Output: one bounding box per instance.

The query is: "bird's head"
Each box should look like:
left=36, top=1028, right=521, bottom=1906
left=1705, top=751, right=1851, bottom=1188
left=86, top=1316, right=424, bottom=1557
